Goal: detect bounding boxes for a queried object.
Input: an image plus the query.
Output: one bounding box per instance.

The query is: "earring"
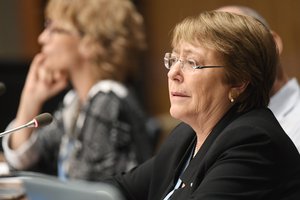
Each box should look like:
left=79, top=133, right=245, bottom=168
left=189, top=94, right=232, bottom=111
left=229, top=92, right=235, bottom=103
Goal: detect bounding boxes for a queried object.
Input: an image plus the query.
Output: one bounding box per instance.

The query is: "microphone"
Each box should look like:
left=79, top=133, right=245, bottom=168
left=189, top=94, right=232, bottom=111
left=0, top=113, right=53, bottom=138
left=0, top=82, right=6, bottom=96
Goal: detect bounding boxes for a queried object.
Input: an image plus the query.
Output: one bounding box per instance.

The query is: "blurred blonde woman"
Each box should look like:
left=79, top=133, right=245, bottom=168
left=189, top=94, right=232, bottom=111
left=2, top=0, right=157, bottom=181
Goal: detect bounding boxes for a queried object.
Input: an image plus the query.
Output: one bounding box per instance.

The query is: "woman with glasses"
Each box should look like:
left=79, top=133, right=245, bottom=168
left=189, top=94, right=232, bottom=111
left=2, top=0, right=158, bottom=181
left=107, top=11, right=300, bottom=199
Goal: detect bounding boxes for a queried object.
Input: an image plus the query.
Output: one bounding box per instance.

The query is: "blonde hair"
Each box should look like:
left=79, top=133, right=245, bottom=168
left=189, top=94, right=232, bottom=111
left=46, top=0, right=146, bottom=82
left=172, top=11, right=278, bottom=112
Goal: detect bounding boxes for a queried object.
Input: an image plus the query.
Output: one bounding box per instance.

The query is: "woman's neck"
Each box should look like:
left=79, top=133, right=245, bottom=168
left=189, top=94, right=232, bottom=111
left=70, top=69, right=100, bottom=104
left=192, top=103, right=232, bottom=157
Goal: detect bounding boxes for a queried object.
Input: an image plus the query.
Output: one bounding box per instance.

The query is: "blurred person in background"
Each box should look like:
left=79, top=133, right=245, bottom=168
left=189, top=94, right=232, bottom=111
left=217, top=5, right=300, bottom=152
left=2, top=0, right=159, bottom=181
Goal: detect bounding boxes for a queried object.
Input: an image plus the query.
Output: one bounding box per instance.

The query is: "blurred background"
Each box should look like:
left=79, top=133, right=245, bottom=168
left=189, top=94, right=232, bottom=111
left=0, top=0, right=299, bottom=147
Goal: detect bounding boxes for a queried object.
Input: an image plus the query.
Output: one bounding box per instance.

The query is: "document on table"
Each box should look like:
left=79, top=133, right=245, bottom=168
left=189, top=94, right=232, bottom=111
left=0, top=176, right=25, bottom=200
left=0, top=162, right=9, bottom=176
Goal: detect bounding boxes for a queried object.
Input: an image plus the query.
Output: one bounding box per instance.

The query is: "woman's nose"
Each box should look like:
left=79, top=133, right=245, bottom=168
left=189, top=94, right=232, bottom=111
left=38, top=28, right=49, bottom=45
left=167, top=62, right=183, bottom=81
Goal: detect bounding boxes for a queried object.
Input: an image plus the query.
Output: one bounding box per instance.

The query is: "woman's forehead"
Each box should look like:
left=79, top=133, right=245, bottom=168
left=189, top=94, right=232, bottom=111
left=47, top=17, right=75, bottom=29
left=173, top=41, right=201, bottom=52
left=173, top=42, right=214, bottom=56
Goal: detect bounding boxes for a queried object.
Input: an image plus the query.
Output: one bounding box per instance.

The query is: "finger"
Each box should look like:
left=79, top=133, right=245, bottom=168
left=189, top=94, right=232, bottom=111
left=53, top=70, right=69, bottom=82
left=38, top=68, right=54, bottom=84
left=26, top=53, right=46, bottom=82
left=29, top=53, right=45, bottom=72
left=47, top=76, right=69, bottom=96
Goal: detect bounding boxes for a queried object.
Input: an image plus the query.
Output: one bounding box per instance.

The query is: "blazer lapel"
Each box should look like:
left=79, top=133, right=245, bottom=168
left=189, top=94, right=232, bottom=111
left=180, top=105, right=241, bottom=192
left=159, top=124, right=196, bottom=199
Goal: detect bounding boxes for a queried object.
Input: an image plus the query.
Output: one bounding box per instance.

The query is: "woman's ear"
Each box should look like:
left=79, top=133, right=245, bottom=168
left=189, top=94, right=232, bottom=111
left=79, top=38, right=92, bottom=59
left=271, top=30, right=283, bottom=55
left=79, top=38, right=103, bottom=60
left=228, top=81, right=249, bottom=103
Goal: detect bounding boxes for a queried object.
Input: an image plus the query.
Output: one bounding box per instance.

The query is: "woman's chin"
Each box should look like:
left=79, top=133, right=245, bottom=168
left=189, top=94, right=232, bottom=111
left=169, top=108, right=184, bottom=120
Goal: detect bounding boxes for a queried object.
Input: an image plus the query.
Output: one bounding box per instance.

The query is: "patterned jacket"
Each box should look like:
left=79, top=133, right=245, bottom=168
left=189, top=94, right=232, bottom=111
left=4, top=80, right=159, bottom=181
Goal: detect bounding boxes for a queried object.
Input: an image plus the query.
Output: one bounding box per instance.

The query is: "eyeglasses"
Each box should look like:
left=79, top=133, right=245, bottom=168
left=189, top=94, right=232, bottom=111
left=44, top=20, right=81, bottom=36
left=164, top=52, right=224, bottom=72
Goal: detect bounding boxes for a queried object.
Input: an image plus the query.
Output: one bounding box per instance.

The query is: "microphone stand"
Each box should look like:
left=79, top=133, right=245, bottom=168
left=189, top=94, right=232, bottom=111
left=0, top=120, right=36, bottom=138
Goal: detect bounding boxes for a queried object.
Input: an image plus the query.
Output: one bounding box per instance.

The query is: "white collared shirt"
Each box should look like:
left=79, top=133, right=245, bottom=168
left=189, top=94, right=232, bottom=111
left=269, top=78, right=300, bottom=152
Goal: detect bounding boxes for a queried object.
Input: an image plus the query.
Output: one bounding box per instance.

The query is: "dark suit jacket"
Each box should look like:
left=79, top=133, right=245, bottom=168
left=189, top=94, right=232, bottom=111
left=111, top=107, right=300, bottom=200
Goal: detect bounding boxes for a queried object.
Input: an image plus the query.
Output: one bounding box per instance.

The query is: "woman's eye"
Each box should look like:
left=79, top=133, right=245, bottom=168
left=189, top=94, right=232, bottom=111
left=187, top=60, right=196, bottom=67
left=170, top=58, right=177, bottom=65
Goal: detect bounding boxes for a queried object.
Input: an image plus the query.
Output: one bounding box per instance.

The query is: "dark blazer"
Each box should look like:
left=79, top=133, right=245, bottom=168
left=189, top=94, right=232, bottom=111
left=111, top=107, right=300, bottom=200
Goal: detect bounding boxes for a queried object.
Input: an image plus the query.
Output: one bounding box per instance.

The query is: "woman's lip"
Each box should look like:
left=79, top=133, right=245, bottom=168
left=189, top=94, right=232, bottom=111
left=171, top=92, right=189, bottom=97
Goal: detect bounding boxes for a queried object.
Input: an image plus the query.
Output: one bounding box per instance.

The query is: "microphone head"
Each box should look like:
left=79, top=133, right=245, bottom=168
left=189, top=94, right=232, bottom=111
left=34, top=113, right=53, bottom=128
left=0, top=82, right=6, bottom=96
